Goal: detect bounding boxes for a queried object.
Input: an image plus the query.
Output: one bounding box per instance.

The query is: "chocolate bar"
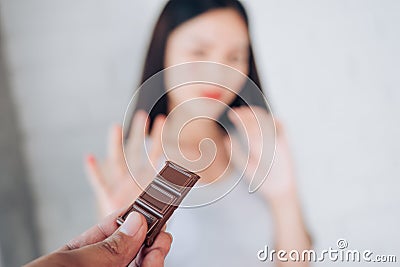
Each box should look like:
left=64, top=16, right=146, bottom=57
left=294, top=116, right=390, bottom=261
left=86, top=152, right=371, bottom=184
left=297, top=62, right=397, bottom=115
left=117, top=161, right=201, bottom=246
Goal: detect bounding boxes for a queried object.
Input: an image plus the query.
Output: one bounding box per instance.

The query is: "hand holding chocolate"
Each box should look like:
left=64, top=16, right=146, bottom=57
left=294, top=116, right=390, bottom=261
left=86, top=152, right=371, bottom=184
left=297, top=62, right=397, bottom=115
left=117, top=161, right=200, bottom=246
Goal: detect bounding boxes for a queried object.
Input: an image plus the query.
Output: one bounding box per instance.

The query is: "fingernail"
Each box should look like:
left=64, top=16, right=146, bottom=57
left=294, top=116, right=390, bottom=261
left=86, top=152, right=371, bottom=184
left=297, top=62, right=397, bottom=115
left=155, top=115, right=165, bottom=124
left=136, top=110, right=147, bottom=119
left=228, top=109, right=236, bottom=120
left=114, top=124, right=121, bottom=132
left=87, top=154, right=95, bottom=164
left=120, top=212, right=143, bottom=236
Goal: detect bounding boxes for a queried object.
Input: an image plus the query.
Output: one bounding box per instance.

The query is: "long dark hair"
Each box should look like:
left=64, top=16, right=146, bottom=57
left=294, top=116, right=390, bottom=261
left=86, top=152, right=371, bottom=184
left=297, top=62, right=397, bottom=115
left=134, top=0, right=268, bottom=132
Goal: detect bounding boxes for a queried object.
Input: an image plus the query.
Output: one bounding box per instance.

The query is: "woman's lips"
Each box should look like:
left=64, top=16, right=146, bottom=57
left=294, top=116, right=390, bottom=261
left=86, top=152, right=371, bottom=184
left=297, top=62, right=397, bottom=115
left=202, top=91, right=222, bottom=99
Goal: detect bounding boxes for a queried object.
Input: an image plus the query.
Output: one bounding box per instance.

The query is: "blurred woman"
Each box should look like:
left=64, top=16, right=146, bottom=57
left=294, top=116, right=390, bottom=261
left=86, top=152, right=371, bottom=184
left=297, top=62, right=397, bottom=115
left=85, top=0, right=311, bottom=266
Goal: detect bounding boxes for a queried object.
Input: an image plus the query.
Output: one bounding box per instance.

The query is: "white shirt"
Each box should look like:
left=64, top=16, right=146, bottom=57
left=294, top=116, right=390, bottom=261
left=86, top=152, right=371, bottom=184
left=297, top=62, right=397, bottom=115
left=164, top=170, right=274, bottom=266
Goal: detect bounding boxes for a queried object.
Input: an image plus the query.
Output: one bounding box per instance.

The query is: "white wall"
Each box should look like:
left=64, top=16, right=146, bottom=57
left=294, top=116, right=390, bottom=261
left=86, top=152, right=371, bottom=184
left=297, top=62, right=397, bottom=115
left=1, top=0, right=399, bottom=264
left=0, top=0, right=164, bottom=253
left=245, top=0, right=400, bottom=257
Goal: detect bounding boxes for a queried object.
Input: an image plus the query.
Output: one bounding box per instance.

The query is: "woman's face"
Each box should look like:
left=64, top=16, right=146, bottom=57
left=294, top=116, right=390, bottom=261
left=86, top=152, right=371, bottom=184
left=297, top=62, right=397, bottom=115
left=164, top=8, right=250, bottom=118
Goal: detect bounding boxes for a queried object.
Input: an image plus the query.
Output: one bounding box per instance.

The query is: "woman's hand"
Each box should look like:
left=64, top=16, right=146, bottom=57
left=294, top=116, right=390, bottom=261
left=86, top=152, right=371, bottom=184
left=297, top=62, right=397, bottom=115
left=85, top=110, right=165, bottom=218
left=226, top=106, right=312, bottom=266
left=225, top=106, right=298, bottom=204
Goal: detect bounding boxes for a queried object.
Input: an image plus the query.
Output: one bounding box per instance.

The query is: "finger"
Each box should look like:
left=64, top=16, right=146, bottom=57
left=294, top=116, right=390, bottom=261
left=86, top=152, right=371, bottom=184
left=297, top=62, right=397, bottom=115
left=224, top=135, right=249, bottom=177
left=232, top=106, right=262, bottom=139
left=128, top=110, right=148, bottom=143
left=246, top=109, right=275, bottom=193
left=108, top=124, right=124, bottom=164
left=68, top=212, right=147, bottom=267
left=126, top=110, right=148, bottom=164
left=136, top=231, right=173, bottom=267
left=148, top=115, right=166, bottom=166
left=274, top=118, right=287, bottom=140
left=59, top=209, right=125, bottom=251
left=229, top=106, right=272, bottom=158
left=227, top=108, right=269, bottom=188
left=227, top=107, right=250, bottom=142
left=85, top=154, right=109, bottom=194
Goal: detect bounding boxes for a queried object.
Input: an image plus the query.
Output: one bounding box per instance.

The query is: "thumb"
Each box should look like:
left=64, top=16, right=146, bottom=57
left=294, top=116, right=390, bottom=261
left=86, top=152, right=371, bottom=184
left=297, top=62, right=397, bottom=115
left=71, top=212, right=147, bottom=267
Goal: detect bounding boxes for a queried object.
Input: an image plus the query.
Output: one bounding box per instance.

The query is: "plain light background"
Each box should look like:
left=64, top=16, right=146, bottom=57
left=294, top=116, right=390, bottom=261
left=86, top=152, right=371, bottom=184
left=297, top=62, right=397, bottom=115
left=0, top=0, right=399, bottom=265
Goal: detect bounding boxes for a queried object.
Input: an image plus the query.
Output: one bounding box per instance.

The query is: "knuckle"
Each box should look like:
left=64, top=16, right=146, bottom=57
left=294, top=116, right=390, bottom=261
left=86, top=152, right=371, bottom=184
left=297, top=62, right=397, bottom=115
left=101, top=234, right=125, bottom=256
left=65, top=242, right=78, bottom=251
